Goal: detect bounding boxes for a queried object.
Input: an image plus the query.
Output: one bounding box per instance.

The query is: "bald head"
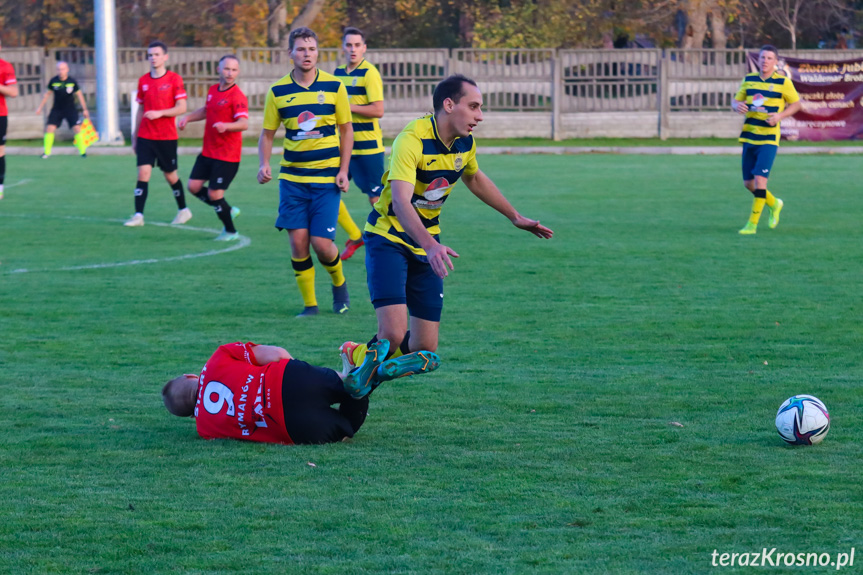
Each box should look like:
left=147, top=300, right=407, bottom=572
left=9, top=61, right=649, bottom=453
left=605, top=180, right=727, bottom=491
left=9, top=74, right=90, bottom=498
left=57, top=61, right=69, bottom=79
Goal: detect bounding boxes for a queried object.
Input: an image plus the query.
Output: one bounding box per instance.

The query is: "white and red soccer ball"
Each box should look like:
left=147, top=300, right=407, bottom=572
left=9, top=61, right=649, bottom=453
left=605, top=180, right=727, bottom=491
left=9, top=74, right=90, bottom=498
left=775, top=395, right=830, bottom=445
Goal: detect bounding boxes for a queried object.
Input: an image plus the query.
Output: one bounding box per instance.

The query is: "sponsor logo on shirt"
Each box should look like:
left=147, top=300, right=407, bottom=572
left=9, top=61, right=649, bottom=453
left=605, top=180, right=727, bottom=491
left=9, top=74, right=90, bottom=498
left=292, top=110, right=322, bottom=140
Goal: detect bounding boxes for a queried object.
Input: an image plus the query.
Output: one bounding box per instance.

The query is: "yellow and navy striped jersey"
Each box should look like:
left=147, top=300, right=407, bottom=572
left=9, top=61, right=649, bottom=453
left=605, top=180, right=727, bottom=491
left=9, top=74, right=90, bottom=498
left=333, top=60, right=384, bottom=156
left=262, top=70, right=351, bottom=184
left=735, top=71, right=799, bottom=146
left=365, top=115, right=479, bottom=255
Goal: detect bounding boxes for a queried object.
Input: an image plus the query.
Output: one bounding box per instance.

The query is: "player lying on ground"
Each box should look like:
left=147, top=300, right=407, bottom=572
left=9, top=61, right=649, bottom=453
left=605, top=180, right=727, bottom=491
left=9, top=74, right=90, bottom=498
left=162, top=339, right=440, bottom=445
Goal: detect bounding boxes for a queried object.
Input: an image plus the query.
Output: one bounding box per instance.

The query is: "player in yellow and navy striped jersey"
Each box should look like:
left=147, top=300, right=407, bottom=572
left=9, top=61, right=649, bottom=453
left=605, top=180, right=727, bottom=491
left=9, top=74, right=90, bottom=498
left=733, top=45, right=801, bottom=235
left=337, top=75, right=554, bottom=376
left=257, top=27, right=354, bottom=317
left=333, top=27, right=386, bottom=262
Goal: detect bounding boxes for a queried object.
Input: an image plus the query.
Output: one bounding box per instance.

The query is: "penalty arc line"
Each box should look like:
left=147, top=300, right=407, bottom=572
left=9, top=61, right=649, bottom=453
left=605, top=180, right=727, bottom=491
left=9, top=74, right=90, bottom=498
left=0, top=214, right=251, bottom=274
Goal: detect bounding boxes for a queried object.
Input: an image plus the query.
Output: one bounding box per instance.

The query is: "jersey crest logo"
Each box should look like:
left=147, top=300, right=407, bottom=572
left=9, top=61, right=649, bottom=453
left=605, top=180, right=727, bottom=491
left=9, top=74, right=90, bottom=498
left=317, top=90, right=326, bottom=105
left=66, top=85, right=74, bottom=94
left=159, top=84, right=171, bottom=91
left=454, top=152, right=464, bottom=171
left=293, top=110, right=323, bottom=140
left=352, top=78, right=358, bottom=87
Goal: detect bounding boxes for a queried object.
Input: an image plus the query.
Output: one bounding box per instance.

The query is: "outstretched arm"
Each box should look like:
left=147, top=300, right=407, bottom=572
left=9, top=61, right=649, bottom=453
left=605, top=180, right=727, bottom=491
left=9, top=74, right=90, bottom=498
left=462, top=170, right=554, bottom=239
left=178, top=105, right=207, bottom=130
left=250, top=345, right=292, bottom=364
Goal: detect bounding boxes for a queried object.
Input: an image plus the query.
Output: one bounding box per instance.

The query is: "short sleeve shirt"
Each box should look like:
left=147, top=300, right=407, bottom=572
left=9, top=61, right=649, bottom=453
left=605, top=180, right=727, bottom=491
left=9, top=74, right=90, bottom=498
left=47, top=75, right=80, bottom=110
left=735, top=71, right=800, bottom=146
left=0, top=59, right=18, bottom=117
left=202, top=83, right=249, bottom=163
left=136, top=71, right=187, bottom=140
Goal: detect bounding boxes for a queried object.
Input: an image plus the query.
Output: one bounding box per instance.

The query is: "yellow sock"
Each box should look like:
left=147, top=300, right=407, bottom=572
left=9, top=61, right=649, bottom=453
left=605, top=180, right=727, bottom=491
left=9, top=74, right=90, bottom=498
left=291, top=257, right=317, bottom=307
left=338, top=200, right=362, bottom=241
left=44, top=132, right=55, bottom=156
left=765, top=190, right=776, bottom=208
left=73, top=132, right=87, bottom=155
left=351, top=343, right=368, bottom=366
left=321, top=254, right=346, bottom=287
left=749, top=197, right=766, bottom=225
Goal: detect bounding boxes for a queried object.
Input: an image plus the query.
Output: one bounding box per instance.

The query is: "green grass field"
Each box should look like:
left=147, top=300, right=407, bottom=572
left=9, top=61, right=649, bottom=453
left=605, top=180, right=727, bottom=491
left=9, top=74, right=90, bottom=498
left=1, top=153, right=861, bottom=574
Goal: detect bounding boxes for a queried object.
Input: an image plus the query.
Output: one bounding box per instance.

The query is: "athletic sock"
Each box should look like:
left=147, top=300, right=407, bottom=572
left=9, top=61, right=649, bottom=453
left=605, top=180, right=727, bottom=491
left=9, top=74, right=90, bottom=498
left=134, top=180, right=149, bottom=214
left=749, top=189, right=767, bottom=225
left=320, top=253, right=346, bottom=287
left=170, top=180, right=187, bottom=209
left=291, top=257, right=317, bottom=308
left=193, top=186, right=214, bottom=205
left=338, top=199, right=362, bottom=241
left=44, top=132, right=55, bottom=156
left=73, top=132, right=86, bottom=155
left=765, top=189, right=777, bottom=208
left=0, top=155, right=5, bottom=185
left=213, top=198, right=236, bottom=233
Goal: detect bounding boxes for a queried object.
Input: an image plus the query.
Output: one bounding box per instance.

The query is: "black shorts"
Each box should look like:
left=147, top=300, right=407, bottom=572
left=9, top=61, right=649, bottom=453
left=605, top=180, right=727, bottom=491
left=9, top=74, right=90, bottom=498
left=47, top=107, right=80, bottom=129
left=280, top=359, right=369, bottom=445
left=0, top=116, right=7, bottom=145
left=136, top=137, right=178, bottom=173
left=189, top=154, right=239, bottom=191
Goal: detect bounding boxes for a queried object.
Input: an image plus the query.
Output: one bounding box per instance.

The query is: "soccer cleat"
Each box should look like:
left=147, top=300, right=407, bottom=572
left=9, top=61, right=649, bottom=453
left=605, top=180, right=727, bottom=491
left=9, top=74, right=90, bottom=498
left=377, top=351, right=441, bottom=382
left=171, top=207, right=193, bottom=225
left=343, top=339, right=390, bottom=399
left=738, top=222, right=757, bottom=235
left=123, top=213, right=145, bottom=227
left=214, top=230, right=241, bottom=241
left=332, top=282, right=350, bottom=314
left=768, top=198, right=783, bottom=229
left=41, top=153, right=50, bottom=159
left=340, top=238, right=364, bottom=261
left=296, top=306, right=319, bottom=318
left=0, top=186, right=4, bottom=200
left=80, top=153, right=87, bottom=158
left=339, top=341, right=360, bottom=377
left=230, top=206, right=241, bottom=219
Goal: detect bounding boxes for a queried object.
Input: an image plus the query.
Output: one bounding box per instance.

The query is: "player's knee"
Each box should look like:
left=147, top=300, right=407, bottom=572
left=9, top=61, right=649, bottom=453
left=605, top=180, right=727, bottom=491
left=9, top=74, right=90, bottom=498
left=207, top=189, right=224, bottom=201
left=187, top=180, right=202, bottom=194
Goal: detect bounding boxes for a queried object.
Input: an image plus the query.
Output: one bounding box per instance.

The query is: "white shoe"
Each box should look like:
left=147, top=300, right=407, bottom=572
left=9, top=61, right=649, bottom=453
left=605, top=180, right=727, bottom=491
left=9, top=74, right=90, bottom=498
left=123, top=213, right=145, bottom=227
left=171, top=207, right=193, bottom=225
left=213, top=230, right=240, bottom=241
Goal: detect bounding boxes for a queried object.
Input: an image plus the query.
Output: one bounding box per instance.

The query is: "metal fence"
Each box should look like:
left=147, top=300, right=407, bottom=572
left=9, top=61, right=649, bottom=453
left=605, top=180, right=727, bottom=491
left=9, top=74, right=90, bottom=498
left=4, top=46, right=863, bottom=133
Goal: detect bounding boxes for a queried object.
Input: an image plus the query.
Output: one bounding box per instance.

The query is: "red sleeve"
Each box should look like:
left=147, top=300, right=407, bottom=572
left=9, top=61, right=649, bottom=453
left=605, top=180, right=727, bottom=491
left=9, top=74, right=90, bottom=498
left=173, top=73, right=187, bottom=101
left=135, top=76, right=144, bottom=104
left=218, top=342, right=259, bottom=365
left=3, top=63, right=17, bottom=85
left=233, top=90, right=249, bottom=119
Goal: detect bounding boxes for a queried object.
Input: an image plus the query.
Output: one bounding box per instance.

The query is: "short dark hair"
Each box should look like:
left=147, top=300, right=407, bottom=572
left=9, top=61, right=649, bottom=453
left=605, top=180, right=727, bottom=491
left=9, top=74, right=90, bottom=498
left=343, top=27, right=365, bottom=43
left=218, top=54, right=239, bottom=67
left=433, top=74, right=478, bottom=113
left=148, top=40, right=168, bottom=54
left=289, top=27, right=318, bottom=51
left=760, top=44, right=778, bottom=58
left=162, top=376, right=196, bottom=417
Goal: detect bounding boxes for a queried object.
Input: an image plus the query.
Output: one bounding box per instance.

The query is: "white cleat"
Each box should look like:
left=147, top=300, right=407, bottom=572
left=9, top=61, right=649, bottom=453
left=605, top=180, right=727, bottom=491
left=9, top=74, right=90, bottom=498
left=213, top=230, right=241, bottom=241
left=171, top=207, right=193, bottom=225
left=123, top=213, right=145, bottom=227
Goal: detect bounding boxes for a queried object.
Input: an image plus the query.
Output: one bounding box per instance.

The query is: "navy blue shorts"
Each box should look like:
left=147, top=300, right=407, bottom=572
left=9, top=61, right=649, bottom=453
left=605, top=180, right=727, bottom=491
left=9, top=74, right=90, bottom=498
left=741, top=143, right=778, bottom=181
left=349, top=153, right=385, bottom=197
left=275, top=179, right=341, bottom=239
left=364, top=231, right=444, bottom=322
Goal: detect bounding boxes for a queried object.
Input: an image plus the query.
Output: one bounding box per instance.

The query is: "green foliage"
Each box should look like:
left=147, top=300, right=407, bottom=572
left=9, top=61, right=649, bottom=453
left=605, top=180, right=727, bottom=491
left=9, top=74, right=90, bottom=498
left=1, top=153, right=862, bottom=572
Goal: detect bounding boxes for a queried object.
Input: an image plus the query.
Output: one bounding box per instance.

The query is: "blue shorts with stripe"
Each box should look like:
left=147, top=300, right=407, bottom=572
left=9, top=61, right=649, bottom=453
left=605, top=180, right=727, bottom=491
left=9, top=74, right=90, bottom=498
left=275, top=179, right=341, bottom=240
left=364, top=231, right=444, bottom=322
left=741, top=142, right=778, bottom=181
left=349, top=152, right=385, bottom=197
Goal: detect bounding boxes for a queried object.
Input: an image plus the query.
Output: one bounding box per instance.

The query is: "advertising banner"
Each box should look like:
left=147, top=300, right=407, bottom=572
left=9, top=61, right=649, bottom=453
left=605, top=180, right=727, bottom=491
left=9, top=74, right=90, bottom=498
left=747, top=53, right=863, bottom=141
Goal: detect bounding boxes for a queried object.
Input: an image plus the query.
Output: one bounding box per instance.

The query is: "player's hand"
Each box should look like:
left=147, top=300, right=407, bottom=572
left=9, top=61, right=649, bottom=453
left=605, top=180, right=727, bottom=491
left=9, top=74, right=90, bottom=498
left=512, top=214, right=554, bottom=239
left=336, top=170, right=349, bottom=192
left=257, top=165, right=272, bottom=184
left=735, top=101, right=749, bottom=114
left=143, top=110, right=163, bottom=120
left=213, top=122, right=227, bottom=133
left=178, top=116, right=188, bottom=130
left=83, top=110, right=90, bottom=120
left=35, top=108, right=42, bottom=115
left=425, top=242, right=459, bottom=279
left=766, top=113, right=780, bottom=126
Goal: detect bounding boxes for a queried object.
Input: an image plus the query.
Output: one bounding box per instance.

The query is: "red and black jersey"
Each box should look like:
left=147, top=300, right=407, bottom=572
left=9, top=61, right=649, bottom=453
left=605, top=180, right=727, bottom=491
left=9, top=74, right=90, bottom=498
left=194, top=342, right=294, bottom=445
left=202, top=83, right=248, bottom=163
left=136, top=70, right=186, bottom=141
left=0, top=59, right=18, bottom=117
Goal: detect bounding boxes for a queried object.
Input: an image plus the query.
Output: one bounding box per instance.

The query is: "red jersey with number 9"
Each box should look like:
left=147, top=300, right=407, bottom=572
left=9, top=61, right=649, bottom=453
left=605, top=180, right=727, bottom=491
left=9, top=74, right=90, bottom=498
left=194, top=342, right=294, bottom=444
left=136, top=70, right=186, bottom=140
left=203, top=83, right=248, bottom=162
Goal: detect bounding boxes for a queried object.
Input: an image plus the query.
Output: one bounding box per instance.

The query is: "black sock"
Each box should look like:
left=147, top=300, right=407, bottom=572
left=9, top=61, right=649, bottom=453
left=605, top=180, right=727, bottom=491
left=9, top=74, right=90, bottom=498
left=0, top=155, right=6, bottom=185
left=193, top=186, right=213, bottom=205
left=754, top=188, right=767, bottom=199
left=134, top=180, right=149, bottom=213
left=171, top=180, right=187, bottom=209
left=213, top=198, right=236, bottom=233
left=400, top=331, right=411, bottom=355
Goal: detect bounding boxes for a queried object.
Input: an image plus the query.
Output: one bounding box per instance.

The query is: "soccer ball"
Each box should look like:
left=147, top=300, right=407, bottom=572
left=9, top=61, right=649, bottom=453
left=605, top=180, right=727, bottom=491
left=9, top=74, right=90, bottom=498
left=775, top=395, right=830, bottom=445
